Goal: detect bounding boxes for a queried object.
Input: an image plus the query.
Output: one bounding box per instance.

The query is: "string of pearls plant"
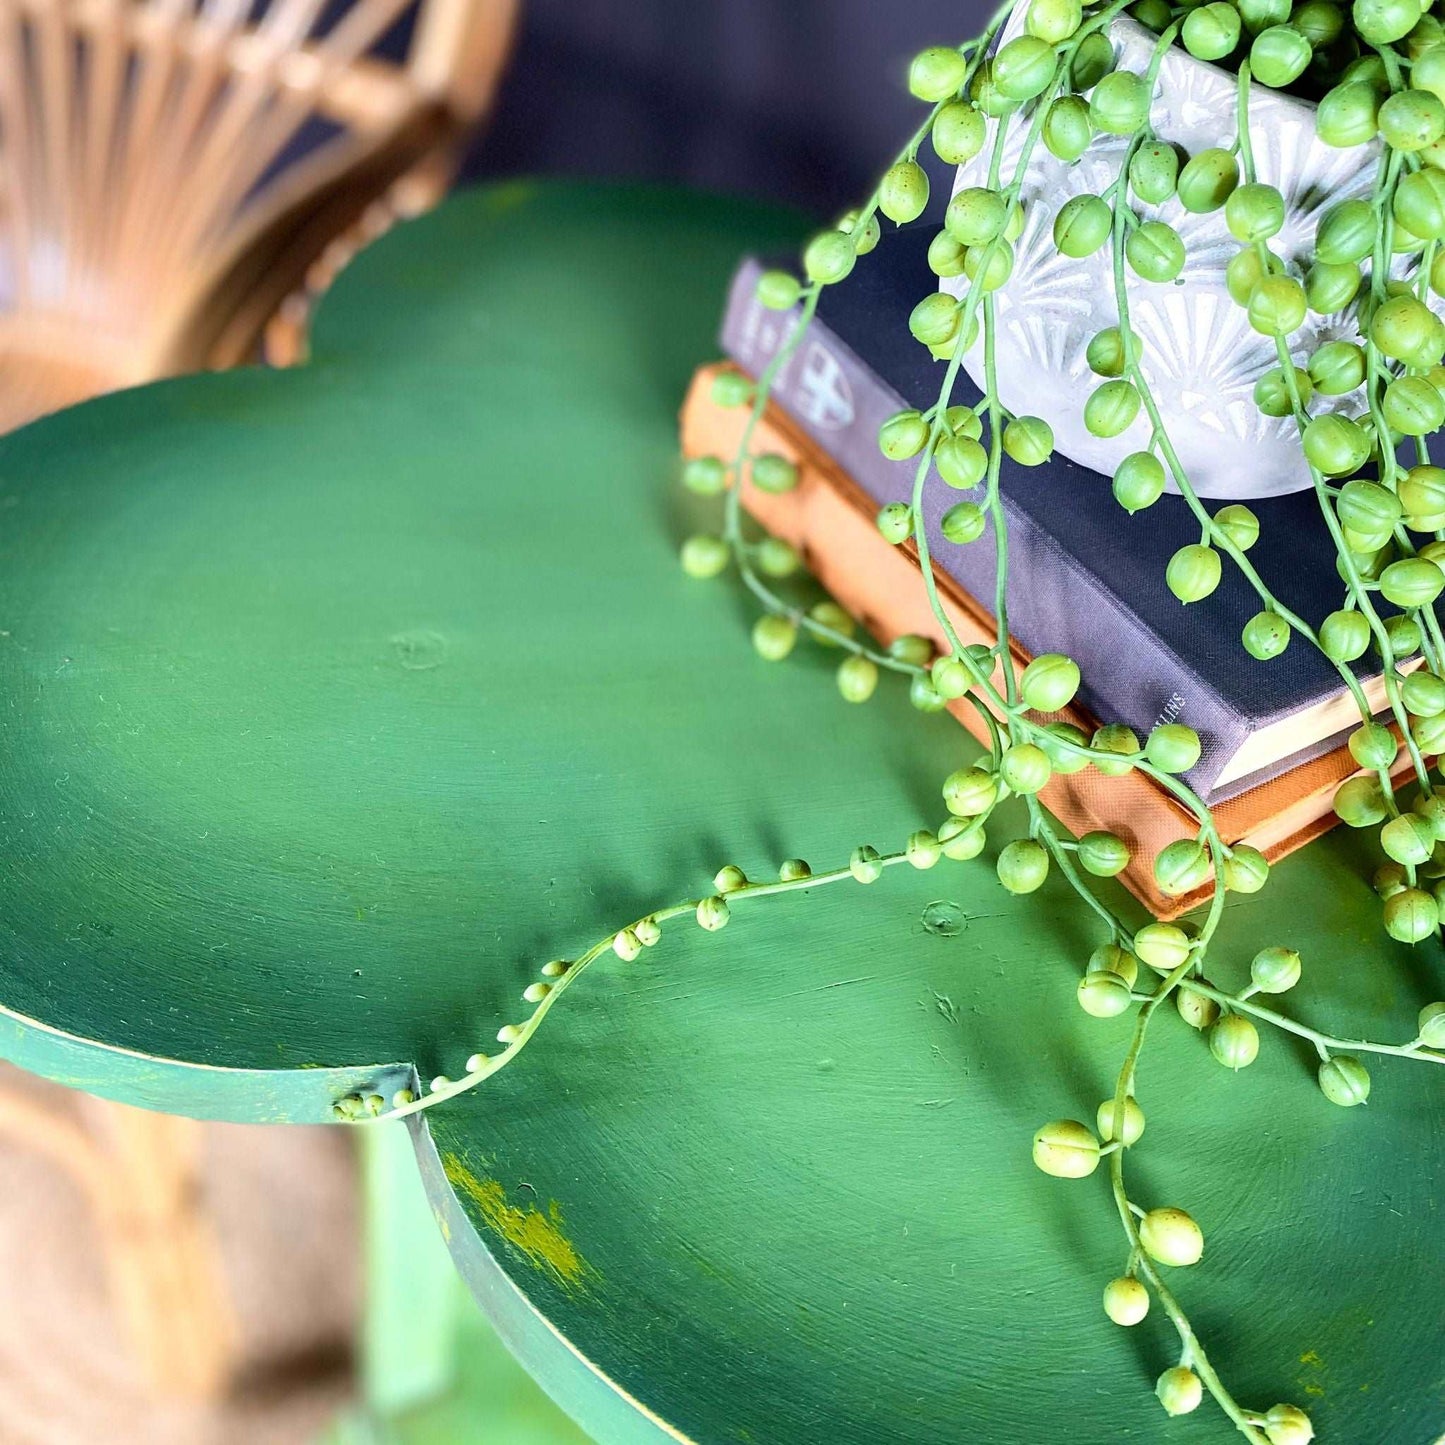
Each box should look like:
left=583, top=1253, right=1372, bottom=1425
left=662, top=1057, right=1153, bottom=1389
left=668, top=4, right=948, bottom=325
left=336, top=0, right=1445, bottom=1436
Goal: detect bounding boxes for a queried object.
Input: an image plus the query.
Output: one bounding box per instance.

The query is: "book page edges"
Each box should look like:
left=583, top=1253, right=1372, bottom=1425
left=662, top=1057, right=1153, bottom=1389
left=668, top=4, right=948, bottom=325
left=682, top=364, right=1400, bottom=921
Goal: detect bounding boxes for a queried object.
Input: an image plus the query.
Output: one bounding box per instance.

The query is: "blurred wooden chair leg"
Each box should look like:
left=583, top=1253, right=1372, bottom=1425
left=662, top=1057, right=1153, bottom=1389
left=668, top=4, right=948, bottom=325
left=0, top=1084, right=237, bottom=1400
left=78, top=1096, right=239, bottom=1400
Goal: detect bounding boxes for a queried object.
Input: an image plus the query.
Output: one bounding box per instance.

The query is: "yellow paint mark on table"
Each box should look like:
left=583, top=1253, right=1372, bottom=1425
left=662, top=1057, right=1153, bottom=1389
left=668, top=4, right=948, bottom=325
left=1299, top=1348, right=1327, bottom=1398
left=442, top=1153, right=594, bottom=1289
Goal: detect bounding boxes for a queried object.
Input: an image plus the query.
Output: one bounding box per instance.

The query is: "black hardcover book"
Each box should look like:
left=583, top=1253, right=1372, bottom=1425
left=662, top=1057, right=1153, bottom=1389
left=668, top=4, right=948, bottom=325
left=720, top=229, right=1391, bottom=804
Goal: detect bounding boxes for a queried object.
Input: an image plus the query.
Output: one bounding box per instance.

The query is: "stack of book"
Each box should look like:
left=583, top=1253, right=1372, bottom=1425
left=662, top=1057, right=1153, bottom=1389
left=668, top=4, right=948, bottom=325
left=680, top=228, right=1408, bottom=918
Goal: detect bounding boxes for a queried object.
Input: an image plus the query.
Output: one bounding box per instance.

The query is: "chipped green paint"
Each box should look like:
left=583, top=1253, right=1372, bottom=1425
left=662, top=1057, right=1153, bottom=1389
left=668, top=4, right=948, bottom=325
left=441, top=1154, right=593, bottom=1291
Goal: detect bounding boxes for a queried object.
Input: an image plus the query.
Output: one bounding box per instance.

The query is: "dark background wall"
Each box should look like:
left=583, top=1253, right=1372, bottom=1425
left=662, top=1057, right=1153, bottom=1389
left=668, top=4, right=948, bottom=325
left=461, top=0, right=995, bottom=219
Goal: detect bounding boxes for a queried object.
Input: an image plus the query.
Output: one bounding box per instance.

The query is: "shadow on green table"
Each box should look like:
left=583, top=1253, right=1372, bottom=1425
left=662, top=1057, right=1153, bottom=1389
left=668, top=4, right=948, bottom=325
left=324, top=1121, right=593, bottom=1445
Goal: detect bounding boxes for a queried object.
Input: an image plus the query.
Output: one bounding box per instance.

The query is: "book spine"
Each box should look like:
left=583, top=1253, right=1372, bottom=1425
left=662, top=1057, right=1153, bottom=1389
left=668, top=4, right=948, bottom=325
left=680, top=367, right=1199, bottom=918
left=719, top=262, right=1249, bottom=801
left=682, top=363, right=1405, bottom=918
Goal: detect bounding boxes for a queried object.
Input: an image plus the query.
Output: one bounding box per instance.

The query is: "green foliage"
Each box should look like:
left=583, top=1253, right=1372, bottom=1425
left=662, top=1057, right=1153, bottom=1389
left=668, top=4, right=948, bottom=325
left=359, top=6, right=1445, bottom=1440
left=641, top=6, right=1445, bottom=1432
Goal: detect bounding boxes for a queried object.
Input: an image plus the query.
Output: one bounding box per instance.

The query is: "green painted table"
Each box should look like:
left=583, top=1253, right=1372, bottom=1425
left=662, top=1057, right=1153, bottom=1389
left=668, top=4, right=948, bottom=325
left=1, top=180, right=1442, bottom=1445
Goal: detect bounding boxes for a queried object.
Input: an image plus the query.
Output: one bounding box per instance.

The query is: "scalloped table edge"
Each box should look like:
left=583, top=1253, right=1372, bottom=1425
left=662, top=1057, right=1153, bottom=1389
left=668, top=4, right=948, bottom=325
left=408, top=1113, right=683, bottom=1445
left=0, top=995, right=416, bottom=1123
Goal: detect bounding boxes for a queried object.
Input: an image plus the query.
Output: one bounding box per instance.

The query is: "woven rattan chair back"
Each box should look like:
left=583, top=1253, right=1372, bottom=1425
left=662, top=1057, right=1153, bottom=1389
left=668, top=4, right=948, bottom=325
left=0, top=0, right=518, bottom=430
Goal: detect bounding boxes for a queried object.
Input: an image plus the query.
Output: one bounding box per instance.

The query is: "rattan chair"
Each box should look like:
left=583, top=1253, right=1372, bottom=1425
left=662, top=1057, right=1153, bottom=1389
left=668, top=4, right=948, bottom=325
left=0, top=0, right=518, bottom=1401
left=0, top=0, right=519, bottom=431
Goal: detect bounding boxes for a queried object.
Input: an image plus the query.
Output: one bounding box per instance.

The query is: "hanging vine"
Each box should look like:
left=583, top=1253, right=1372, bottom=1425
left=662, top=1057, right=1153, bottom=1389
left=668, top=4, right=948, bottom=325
left=336, top=1, right=1445, bottom=1436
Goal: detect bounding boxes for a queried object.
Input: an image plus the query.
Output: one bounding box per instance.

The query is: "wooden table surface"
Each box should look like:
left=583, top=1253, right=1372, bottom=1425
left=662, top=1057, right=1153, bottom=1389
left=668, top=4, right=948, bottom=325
left=0, top=180, right=1441, bottom=1444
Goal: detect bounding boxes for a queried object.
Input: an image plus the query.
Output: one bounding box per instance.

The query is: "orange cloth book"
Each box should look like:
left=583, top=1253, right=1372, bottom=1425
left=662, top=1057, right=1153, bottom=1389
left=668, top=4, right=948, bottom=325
left=681, top=363, right=1398, bottom=919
